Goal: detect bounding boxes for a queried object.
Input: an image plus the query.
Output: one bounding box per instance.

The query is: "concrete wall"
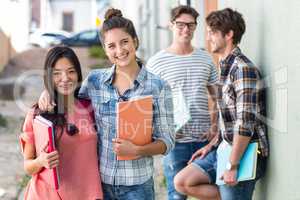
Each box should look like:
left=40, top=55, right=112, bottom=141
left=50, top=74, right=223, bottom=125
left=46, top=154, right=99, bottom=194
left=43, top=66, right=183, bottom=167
left=218, top=0, right=300, bottom=199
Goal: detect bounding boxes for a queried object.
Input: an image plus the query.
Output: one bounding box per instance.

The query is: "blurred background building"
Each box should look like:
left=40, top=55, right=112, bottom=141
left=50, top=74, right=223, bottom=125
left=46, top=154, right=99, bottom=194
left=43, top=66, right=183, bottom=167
left=0, top=0, right=207, bottom=69
left=0, top=0, right=30, bottom=70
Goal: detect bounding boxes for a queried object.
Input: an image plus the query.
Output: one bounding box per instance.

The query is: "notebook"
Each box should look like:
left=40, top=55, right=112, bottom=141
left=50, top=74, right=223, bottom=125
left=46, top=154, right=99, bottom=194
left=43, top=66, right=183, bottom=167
left=33, top=115, right=60, bottom=190
left=216, top=141, right=258, bottom=185
left=116, top=95, right=153, bottom=160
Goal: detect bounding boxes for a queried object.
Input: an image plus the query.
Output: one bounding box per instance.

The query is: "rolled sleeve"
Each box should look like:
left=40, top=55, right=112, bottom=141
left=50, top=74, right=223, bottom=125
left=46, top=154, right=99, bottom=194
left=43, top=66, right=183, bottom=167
left=234, top=66, right=261, bottom=137
left=20, top=111, right=35, bottom=153
left=152, top=82, right=175, bottom=155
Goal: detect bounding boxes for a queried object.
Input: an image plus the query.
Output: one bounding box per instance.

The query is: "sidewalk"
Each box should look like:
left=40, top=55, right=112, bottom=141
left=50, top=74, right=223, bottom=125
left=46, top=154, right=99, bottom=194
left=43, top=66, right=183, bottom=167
left=0, top=116, right=24, bottom=200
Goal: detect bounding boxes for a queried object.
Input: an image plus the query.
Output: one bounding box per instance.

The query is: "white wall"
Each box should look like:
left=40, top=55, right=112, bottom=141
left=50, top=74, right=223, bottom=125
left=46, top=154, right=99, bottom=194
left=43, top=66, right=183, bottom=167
left=0, top=0, right=30, bottom=52
left=191, top=0, right=206, bottom=48
left=109, top=0, right=206, bottom=60
left=218, top=0, right=300, bottom=199
left=41, top=0, right=97, bottom=32
left=109, top=0, right=146, bottom=56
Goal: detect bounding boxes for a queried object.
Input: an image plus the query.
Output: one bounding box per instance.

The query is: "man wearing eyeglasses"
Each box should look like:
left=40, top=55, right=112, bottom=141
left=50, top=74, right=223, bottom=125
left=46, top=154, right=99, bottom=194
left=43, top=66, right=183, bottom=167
left=146, top=5, right=218, bottom=200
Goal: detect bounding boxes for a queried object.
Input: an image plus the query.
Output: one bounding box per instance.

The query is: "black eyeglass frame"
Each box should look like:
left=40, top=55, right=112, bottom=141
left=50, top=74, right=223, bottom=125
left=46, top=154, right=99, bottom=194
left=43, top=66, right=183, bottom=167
left=173, top=21, right=197, bottom=30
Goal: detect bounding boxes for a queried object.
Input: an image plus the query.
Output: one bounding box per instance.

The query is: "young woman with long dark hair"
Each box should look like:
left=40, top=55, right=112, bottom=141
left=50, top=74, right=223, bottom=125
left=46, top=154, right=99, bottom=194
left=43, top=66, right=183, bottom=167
left=20, top=46, right=103, bottom=199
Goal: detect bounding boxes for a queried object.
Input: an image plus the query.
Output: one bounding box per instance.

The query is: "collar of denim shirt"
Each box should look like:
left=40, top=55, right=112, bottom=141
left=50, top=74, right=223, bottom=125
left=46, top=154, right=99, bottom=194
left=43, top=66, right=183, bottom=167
left=103, top=63, right=147, bottom=88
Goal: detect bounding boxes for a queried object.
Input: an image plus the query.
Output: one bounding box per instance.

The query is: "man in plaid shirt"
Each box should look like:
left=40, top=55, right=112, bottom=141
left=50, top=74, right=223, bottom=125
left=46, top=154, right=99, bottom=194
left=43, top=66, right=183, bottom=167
left=174, top=8, right=269, bottom=200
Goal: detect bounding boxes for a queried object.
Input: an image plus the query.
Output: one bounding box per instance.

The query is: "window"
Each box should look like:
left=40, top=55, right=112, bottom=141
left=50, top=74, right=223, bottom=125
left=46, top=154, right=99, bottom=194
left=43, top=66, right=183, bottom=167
left=62, top=12, right=73, bottom=32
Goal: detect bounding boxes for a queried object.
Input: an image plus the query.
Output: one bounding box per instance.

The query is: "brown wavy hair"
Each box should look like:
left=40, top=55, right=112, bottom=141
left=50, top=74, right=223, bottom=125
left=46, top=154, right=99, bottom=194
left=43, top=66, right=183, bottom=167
left=206, top=8, right=246, bottom=45
left=171, top=5, right=199, bottom=22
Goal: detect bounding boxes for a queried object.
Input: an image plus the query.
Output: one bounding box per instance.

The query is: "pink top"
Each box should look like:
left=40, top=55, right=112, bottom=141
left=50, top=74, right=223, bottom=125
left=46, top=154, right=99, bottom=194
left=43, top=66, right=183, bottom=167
left=20, top=100, right=103, bottom=200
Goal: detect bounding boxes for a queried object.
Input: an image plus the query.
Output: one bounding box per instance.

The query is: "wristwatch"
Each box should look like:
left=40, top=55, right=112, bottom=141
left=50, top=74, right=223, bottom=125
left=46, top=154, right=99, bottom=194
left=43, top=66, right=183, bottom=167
left=226, top=162, right=239, bottom=171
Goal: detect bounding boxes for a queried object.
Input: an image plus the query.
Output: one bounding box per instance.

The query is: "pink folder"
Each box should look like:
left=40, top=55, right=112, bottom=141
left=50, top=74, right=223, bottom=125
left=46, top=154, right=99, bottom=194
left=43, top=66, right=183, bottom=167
left=33, top=116, right=60, bottom=190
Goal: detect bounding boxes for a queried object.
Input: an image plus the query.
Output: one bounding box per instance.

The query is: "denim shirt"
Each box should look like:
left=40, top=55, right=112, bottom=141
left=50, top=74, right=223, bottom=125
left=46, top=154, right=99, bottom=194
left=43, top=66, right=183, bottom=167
left=79, top=64, right=175, bottom=185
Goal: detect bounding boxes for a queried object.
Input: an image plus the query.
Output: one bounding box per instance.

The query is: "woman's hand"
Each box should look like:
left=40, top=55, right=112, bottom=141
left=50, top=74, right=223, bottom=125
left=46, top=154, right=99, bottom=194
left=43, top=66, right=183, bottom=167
left=112, top=138, right=140, bottom=158
left=188, top=144, right=212, bottom=164
left=36, top=143, right=59, bottom=169
left=38, top=90, right=56, bottom=111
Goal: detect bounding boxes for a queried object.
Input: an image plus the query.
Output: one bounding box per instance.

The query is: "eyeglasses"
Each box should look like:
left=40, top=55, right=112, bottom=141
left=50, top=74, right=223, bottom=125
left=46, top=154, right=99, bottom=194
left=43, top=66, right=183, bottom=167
left=173, top=21, right=197, bottom=30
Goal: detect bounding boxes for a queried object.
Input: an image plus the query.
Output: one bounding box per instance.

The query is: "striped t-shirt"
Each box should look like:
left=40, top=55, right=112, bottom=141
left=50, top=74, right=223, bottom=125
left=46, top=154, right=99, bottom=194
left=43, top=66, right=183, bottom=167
left=146, top=48, right=218, bottom=143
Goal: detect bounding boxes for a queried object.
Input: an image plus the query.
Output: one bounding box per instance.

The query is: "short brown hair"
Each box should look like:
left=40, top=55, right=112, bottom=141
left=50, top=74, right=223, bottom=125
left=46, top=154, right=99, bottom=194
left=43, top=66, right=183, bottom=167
left=171, top=5, right=199, bottom=22
left=206, top=8, right=245, bottom=45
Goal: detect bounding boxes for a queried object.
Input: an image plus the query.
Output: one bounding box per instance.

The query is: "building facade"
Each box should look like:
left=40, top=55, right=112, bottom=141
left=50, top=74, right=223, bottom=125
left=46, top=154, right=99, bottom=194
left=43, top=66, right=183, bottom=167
left=0, top=0, right=30, bottom=70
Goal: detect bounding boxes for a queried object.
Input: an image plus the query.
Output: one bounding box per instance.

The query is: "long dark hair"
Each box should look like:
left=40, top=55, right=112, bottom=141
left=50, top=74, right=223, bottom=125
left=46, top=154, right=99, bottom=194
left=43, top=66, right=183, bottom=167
left=44, top=46, right=82, bottom=108
left=33, top=46, right=83, bottom=144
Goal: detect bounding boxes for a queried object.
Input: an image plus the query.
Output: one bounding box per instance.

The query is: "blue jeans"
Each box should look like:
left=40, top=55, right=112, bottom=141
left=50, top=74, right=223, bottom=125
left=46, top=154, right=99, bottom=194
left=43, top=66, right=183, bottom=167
left=163, top=141, right=208, bottom=200
left=193, top=149, right=267, bottom=200
left=102, top=178, right=154, bottom=200
left=191, top=149, right=217, bottom=184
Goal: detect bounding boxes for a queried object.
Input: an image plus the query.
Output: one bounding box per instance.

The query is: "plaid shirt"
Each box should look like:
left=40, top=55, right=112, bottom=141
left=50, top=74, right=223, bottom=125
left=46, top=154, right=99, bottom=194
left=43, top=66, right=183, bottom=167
left=79, top=65, right=175, bottom=185
left=217, top=47, right=269, bottom=157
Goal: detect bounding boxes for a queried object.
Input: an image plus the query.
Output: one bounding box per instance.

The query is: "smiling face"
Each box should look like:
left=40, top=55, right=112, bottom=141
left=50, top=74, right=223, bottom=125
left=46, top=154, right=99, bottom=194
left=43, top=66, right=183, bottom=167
left=103, top=28, right=137, bottom=68
left=171, top=13, right=197, bottom=44
left=52, top=57, right=79, bottom=96
left=206, top=26, right=227, bottom=54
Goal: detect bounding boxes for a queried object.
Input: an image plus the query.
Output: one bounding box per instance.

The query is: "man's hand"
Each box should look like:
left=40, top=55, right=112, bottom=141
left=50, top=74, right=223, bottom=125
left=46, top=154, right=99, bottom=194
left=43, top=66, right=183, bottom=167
left=205, top=125, right=218, bottom=141
left=38, top=90, right=56, bottom=111
left=221, top=169, right=238, bottom=186
left=188, top=144, right=212, bottom=164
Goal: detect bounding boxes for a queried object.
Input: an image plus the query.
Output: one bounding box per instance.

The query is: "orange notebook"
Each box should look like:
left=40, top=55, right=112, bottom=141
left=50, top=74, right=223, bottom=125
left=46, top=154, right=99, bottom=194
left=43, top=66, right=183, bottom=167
left=33, top=116, right=60, bottom=190
left=116, top=95, right=153, bottom=160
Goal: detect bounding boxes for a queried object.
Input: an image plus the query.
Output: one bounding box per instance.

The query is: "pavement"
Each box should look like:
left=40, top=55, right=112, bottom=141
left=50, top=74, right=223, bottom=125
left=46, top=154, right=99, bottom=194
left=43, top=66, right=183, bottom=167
left=0, top=115, right=25, bottom=200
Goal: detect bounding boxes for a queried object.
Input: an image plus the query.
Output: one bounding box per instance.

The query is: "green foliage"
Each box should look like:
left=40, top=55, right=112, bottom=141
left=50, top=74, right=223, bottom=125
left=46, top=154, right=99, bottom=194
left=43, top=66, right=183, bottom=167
left=18, top=174, right=31, bottom=189
left=89, top=46, right=107, bottom=59
left=0, top=114, right=7, bottom=127
left=160, top=176, right=167, bottom=188
left=89, top=64, right=110, bottom=69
